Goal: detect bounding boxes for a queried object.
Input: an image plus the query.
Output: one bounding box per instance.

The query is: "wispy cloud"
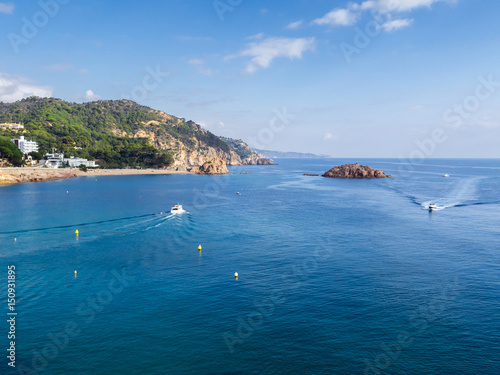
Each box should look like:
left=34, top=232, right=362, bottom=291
left=188, top=59, right=203, bottom=66
left=247, top=32, right=265, bottom=40
left=75, top=89, right=101, bottom=102
left=0, top=2, right=14, bottom=14
left=239, top=36, right=315, bottom=74
left=312, top=7, right=359, bottom=26
left=313, top=0, right=452, bottom=31
left=286, top=20, right=303, bottom=30
left=0, top=73, right=52, bottom=102
left=45, top=64, right=90, bottom=74
left=323, top=132, right=337, bottom=141
left=188, top=58, right=213, bottom=76
left=379, top=18, right=413, bottom=32
left=362, top=0, right=452, bottom=13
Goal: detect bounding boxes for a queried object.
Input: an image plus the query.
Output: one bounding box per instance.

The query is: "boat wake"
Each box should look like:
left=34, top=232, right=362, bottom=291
left=0, top=210, right=189, bottom=257
left=419, top=177, right=481, bottom=211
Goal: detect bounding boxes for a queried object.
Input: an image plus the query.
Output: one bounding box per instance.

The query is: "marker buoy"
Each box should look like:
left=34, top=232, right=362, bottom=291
left=14, top=238, right=17, bottom=242
left=74, top=270, right=77, bottom=277
left=67, top=191, right=69, bottom=194
left=198, top=245, right=202, bottom=251
left=75, top=230, right=79, bottom=236
left=234, top=272, right=238, bottom=279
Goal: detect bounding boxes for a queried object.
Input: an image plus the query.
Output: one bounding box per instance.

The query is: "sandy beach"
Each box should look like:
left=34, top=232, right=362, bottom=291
left=0, top=167, right=192, bottom=184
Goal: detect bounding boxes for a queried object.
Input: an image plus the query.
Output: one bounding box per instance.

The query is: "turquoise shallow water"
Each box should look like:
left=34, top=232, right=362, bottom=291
left=1, top=159, right=499, bottom=374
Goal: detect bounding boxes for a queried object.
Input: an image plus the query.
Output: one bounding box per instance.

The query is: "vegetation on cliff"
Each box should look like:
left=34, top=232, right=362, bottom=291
left=0, top=97, right=257, bottom=168
left=0, top=136, right=23, bottom=166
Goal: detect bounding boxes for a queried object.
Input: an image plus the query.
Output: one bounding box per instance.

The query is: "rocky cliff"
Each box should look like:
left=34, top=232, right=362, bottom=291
left=322, top=163, right=391, bottom=179
left=191, top=158, right=229, bottom=175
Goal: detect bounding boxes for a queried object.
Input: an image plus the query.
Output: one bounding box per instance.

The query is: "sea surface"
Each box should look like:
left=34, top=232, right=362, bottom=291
left=1, top=159, right=499, bottom=374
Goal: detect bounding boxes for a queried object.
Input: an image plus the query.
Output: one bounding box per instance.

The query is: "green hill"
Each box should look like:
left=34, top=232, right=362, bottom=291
left=0, top=97, right=258, bottom=168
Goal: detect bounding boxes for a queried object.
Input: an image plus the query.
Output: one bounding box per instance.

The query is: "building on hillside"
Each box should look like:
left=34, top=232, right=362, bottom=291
left=64, top=156, right=98, bottom=168
left=0, top=123, right=24, bottom=131
left=44, top=152, right=98, bottom=168
left=45, top=152, right=65, bottom=168
left=11, top=136, right=39, bottom=154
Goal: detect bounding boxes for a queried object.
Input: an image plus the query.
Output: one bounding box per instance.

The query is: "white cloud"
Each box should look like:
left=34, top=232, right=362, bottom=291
left=76, top=89, right=101, bottom=102
left=286, top=20, right=303, bottom=30
left=312, top=8, right=359, bottom=26
left=0, top=2, right=14, bottom=14
left=247, top=32, right=265, bottom=40
left=379, top=18, right=413, bottom=32
left=323, top=132, right=337, bottom=141
left=363, top=0, right=451, bottom=13
left=240, top=37, right=315, bottom=74
left=0, top=73, right=52, bottom=102
left=313, top=0, right=452, bottom=31
left=188, top=59, right=213, bottom=76
left=188, top=59, right=203, bottom=65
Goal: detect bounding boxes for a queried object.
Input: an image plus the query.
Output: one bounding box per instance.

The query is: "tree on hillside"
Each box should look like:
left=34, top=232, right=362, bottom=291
left=0, top=138, right=23, bottom=166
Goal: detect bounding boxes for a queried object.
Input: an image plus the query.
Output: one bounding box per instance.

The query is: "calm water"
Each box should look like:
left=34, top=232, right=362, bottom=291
left=1, top=159, right=499, bottom=374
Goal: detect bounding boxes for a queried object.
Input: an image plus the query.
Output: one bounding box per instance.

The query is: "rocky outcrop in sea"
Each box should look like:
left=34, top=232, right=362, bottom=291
left=191, top=158, right=229, bottom=175
left=256, top=158, right=276, bottom=165
left=322, top=163, right=391, bottom=179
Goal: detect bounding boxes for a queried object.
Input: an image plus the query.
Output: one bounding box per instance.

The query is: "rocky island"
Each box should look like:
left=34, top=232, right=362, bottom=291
left=256, top=158, right=276, bottom=165
left=322, top=163, right=391, bottom=179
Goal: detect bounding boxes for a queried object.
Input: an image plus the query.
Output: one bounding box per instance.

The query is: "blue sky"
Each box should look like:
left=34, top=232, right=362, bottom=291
left=1, top=0, right=499, bottom=157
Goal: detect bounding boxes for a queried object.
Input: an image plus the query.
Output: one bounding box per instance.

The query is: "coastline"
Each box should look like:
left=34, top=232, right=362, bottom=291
left=0, top=167, right=193, bottom=185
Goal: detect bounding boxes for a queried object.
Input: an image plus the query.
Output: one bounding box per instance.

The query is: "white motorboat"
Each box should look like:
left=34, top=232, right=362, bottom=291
left=429, top=203, right=438, bottom=212
left=443, top=174, right=450, bottom=177
left=171, top=204, right=184, bottom=214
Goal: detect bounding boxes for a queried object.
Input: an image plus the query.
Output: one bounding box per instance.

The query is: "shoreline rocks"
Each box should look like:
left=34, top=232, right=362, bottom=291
left=191, top=158, right=229, bottom=175
left=0, top=169, right=79, bottom=184
left=322, top=163, right=391, bottom=179
left=256, top=158, right=276, bottom=165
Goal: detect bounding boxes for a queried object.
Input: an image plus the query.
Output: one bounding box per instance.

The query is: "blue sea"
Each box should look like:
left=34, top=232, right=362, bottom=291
left=1, top=159, right=499, bottom=375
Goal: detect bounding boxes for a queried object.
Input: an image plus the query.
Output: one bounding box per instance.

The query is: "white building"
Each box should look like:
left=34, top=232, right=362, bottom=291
left=44, top=152, right=98, bottom=168
left=45, top=153, right=65, bottom=168
left=64, top=156, right=98, bottom=168
left=11, top=136, right=39, bottom=154
left=0, top=123, right=24, bottom=131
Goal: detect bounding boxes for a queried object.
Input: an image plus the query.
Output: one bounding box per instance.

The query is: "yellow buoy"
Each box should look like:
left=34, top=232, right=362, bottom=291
left=198, top=245, right=202, bottom=251
left=234, top=272, right=238, bottom=279
left=74, top=270, right=77, bottom=277
left=75, top=230, right=79, bottom=236
left=14, top=238, right=17, bottom=242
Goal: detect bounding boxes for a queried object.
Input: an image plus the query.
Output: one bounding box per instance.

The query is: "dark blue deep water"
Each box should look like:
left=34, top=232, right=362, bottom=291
left=1, top=159, right=499, bottom=374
